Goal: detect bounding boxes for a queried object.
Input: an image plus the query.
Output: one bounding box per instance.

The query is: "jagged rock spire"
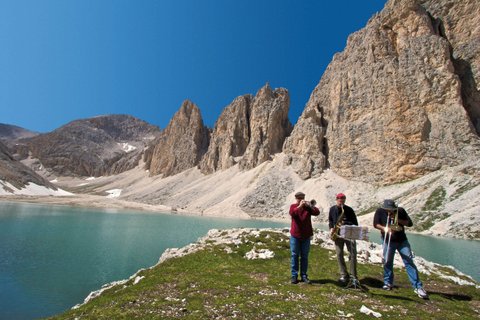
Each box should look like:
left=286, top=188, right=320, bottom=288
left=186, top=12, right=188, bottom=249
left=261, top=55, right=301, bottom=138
left=148, top=100, right=210, bottom=177
left=238, top=83, right=292, bottom=170
left=199, top=83, right=292, bottom=174
left=199, top=95, right=252, bottom=174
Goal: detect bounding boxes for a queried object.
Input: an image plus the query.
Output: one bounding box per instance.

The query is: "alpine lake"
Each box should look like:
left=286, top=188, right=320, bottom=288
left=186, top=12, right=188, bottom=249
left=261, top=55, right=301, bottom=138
left=0, top=201, right=478, bottom=319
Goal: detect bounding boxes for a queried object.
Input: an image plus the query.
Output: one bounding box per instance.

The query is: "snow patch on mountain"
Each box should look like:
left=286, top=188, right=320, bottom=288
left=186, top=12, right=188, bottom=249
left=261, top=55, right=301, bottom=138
left=0, top=181, right=73, bottom=196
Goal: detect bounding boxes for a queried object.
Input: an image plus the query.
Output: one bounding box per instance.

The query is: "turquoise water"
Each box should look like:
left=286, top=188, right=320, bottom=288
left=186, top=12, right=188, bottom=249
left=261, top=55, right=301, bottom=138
left=368, top=231, right=479, bottom=282
left=0, top=202, right=478, bottom=319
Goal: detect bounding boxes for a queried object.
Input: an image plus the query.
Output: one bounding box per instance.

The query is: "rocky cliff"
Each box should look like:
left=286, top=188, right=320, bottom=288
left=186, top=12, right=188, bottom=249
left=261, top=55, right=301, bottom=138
left=0, top=140, right=57, bottom=191
left=238, top=84, right=292, bottom=170
left=12, top=115, right=160, bottom=177
left=199, top=95, right=251, bottom=174
left=200, top=84, right=291, bottom=174
left=284, top=0, right=480, bottom=185
left=147, top=100, right=210, bottom=177
left=420, top=0, right=480, bottom=135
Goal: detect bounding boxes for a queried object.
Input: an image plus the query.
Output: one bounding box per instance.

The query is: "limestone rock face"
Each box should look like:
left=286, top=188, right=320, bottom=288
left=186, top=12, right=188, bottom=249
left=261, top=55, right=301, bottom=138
left=238, top=84, right=292, bottom=170
left=420, top=0, right=480, bottom=135
left=285, top=0, right=480, bottom=185
left=199, top=95, right=252, bottom=174
left=148, top=100, right=210, bottom=177
left=283, top=106, right=327, bottom=180
left=200, top=84, right=292, bottom=174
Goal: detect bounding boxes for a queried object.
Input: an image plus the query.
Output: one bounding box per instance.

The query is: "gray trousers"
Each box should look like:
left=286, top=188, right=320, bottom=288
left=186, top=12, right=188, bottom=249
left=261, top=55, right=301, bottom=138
left=334, top=238, right=357, bottom=278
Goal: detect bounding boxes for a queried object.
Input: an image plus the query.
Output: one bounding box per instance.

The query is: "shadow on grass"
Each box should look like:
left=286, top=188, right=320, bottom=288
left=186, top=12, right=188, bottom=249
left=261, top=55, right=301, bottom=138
left=360, top=277, right=384, bottom=288
left=359, top=278, right=473, bottom=301
left=306, top=277, right=369, bottom=287
left=428, top=291, right=472, bottom=301
left=306, top=278, right=368, bottom=291
left=360, top=278, right=423, bottom=302
left=310, top=278, right=345, bottom=287
left=369, top=292, right=417, bottom=302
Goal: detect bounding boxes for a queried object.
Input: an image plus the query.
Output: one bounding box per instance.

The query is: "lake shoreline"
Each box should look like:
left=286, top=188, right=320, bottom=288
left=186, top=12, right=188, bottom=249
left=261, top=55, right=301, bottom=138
left=0, top=194, right=294, bottom=223
left=2, top=194, right=478, bottom=242
left=5, top=195, right=479, bottom=282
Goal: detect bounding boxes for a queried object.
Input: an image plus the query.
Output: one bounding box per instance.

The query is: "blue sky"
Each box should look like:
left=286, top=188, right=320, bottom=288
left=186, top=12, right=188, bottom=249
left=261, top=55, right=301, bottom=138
left=0, top=0, right=386, bottom=133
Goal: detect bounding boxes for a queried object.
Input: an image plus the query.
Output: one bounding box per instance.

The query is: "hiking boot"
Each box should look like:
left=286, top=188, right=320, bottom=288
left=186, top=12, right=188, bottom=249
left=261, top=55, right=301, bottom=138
left=291, top=277, right=299, bottom=284
left=382, top=283, right=392, bottom=291
left=301, top=276, right=311, bottom=284
left=339, top=276, right=349, bottom=283
left=414, top=287, right=428, bottom=299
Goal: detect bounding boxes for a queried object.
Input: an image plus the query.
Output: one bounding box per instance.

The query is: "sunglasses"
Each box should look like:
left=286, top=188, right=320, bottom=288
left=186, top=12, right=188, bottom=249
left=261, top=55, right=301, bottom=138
left=336, top=197, right=346, bottom=200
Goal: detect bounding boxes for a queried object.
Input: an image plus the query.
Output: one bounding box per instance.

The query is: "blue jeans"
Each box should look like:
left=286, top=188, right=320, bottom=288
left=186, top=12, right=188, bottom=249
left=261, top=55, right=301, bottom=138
left=290, top=236, right=311, bottom=279
left=383, top=239, right=423, bottom=289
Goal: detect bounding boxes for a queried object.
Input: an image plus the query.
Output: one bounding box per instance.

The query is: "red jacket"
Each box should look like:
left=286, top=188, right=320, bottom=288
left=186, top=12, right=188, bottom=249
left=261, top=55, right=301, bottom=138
left=289, top=203, right=320, bottom=239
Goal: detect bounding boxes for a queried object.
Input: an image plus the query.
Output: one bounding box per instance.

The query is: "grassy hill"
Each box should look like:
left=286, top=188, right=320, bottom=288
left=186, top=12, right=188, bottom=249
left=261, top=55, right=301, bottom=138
left=50, top=229, right=479, bottom=319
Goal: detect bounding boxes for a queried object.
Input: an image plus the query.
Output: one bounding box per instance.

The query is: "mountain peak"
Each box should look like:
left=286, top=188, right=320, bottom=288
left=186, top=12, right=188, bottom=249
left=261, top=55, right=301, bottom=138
left=198, top=84, right=292, bottom=174
left=148, top=101, right=210, bottom=177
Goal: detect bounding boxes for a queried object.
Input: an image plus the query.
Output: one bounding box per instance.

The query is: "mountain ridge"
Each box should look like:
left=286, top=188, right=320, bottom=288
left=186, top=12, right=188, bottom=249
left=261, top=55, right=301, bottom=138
left=0, top=123, right=38, bottom=141
left=0, top=140, right=63, bottom=194
left=8, top=114, right=160, bottom=177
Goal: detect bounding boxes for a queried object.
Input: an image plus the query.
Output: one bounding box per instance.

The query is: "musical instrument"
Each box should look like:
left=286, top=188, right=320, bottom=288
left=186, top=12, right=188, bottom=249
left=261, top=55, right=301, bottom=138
left=387, top=208, right=403, bottom=232
left=383, top=207, right=401, bottom=266
left=330, top=205, right=345, bottom=241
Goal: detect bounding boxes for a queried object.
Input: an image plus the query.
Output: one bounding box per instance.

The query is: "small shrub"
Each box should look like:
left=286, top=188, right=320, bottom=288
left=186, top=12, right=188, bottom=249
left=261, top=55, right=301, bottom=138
left=422, top=186, right=446, bottom=211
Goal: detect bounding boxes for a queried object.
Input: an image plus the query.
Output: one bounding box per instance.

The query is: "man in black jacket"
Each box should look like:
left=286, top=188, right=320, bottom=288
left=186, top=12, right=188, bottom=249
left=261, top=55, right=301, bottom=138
left=373, top=199, right=428, bottom=299
left=328, top=193, right=358, bottom=284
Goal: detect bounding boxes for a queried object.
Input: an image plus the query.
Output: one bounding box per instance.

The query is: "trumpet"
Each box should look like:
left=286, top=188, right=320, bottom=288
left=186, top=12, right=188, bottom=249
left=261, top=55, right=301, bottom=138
left=330, top=205, right=345, bottom=241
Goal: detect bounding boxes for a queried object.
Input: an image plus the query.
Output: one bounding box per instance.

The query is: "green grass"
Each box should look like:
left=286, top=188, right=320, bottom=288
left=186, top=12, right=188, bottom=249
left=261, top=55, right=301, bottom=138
left=422, top=186, right=446, bottom=211
left=416, top=186, right=450, bottom=232
left=49, top=230, right=479, bottom=320
left=414, top=212, right=451, bottom=232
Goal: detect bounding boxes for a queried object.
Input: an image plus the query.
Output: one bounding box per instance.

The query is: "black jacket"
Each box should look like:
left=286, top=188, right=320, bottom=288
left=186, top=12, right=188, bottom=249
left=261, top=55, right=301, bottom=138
left=328, top=205, right=358, bottom=229
left=373, top=207, right=412, bottom=243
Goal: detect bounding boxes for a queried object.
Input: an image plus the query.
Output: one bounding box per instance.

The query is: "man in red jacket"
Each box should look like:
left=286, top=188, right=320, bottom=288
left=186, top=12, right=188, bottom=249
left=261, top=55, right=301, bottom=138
left=289, top=191, right=320, bottom=284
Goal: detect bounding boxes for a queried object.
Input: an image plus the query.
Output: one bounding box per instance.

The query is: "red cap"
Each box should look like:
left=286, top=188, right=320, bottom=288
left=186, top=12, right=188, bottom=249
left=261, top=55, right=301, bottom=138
left=336, top=193, right=346, bottom=199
